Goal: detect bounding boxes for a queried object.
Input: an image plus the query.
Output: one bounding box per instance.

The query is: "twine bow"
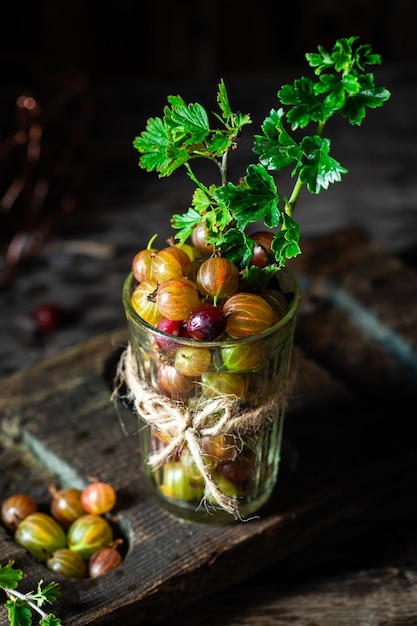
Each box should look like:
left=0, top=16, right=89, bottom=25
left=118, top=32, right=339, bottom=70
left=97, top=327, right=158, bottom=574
left=114, top=343, right=294, bottom=518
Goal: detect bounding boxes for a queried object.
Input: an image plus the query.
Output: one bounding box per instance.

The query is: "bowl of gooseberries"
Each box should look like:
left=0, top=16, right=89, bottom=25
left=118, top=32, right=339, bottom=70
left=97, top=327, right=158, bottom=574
left=1, top=481, right=124, bottom=579
left=121, top=231, right=300, bottom=523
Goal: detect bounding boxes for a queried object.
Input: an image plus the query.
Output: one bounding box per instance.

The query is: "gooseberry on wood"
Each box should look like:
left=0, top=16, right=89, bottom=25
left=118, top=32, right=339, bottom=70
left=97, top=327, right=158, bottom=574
left=81, top=482, right=117, bottom=515
left=67, top=514, right=114, bottom=560
left=46, top=548, right=87, bottom=579
left=14, top=512, right=67, bottom=562
left=49, top=486, right=85, bottom=527
left=1, top=493, right=37, bottom=531
left=88, top=542, right=123, bottom=578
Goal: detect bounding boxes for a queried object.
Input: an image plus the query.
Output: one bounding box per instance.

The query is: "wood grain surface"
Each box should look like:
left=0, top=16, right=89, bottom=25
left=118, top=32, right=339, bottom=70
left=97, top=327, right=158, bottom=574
left=1, top=229, right=417, bottom=625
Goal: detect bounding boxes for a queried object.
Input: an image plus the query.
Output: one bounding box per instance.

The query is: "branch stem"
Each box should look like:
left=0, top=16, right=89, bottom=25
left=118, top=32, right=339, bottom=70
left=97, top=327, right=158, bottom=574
left=5, top=588, right=49, bottom=619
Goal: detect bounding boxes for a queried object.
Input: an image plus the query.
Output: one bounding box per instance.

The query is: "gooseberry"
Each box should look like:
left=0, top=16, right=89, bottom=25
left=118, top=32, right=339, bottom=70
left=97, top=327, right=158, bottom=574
left=157, top=277, right=201, bottom=321
left=174, top=345, right=212, bottom=376
left=185, top=304, right=226, bottom=341
left=81, top=481, right=117, bottom=515
left=67, top=514, right=114, bottom=560
left=46, top=548, right=87, bottom=579
left=248, top=231, right=274, bottom=268
left=1, top=493, right=37, bottom=531
left=88, top=540, right=123, bottom=578
left=49, top=486, right=85, bottom=527
left=131, top=279, right=163, bottom=326
left=151, top=245, right=192, bottom=282
left=14, top=512, right=67, bottom=562
left=196, top=257, right=239, bottom=303
left=222, top=292, right=276, bottom=338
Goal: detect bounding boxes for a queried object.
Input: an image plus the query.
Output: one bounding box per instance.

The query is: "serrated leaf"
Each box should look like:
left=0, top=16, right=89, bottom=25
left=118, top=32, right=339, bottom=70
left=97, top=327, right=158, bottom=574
left=171, top=205, right=204, bottom=244
left=297, top=135, right=348, bottom=193
left=253, top=108, right=300, bottom=170
left=339, top=74, right=391, bottom=125
left=241, top=264, right=280, bottom=290
left=271, top=215, right=301, bottom=265
left=215, top=228, right=255, bottom=267
left=165, top=101, right=210, bottom=145
left=215, top=164, right=282, bottom=231
left=217, top=79, right=232, bottom=120
left=33, top=581, right=60, bottom=606
left=5, top=599, right=32, bottom=626
left=40, top=614, right=61, bottom=626
left=0, top=562, right=23, bottom=590
left=133, top=117, right=171, bottom=173
left=278, top=77, right=331, bottom=128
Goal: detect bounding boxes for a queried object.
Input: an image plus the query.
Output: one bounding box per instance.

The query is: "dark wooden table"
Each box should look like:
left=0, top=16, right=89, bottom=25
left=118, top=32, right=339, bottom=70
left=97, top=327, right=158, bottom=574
left=1, top=228, right=417, bottom=625
left=1, top=59, right=417, bottom=623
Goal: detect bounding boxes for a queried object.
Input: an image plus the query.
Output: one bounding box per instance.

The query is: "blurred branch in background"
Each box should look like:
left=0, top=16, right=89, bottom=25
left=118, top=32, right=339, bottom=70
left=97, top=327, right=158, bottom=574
left=0, top=67, right=94, bottom=289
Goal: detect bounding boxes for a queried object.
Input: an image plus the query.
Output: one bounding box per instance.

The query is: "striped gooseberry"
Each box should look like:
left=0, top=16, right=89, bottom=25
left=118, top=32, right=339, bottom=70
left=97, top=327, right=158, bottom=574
left=221, top=341, right=263, bottom=372
left=158, top=462, right=205, bottom=501
left=67, top=514, right=114, bottom=560
left=151, top=245, right=192, bottom=282
left=196, top=257, right=239, bottom=304
left=1, top=493, right=37, bottom=531
left=88, top=540, right=123, bottom=578
left=49, top=486, right=86, bottom=527
left=157, top=277, right=200, bottom=321
left=14, top=512, right=67, bottom=562
left=132, top=248, right=157, bottom=282
left=191, top=220, right=215, bottom=256
left=46, top=548, right=87, bottom=579
left=200, top=371, right=248, bottom=401
left=222, top=292, right=276, bottom=338
left=131, top=279, right=163, bottom=326
left=81, top=482, right=117, bottom=515
left=174, top=345, right=212, bottom=376
left=157, top=362, right=193, bottom=399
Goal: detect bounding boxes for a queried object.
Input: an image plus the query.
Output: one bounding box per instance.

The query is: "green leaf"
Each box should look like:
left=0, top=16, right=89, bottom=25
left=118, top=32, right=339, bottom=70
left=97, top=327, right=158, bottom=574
left=5, top=599, right=32, bottom=626
left=271, top=215, right=301, bottom=265
left=32, top=581, right=60, bottom=606
left=296, top=135, right=348, bottom=193
left=217, top=79, right=232, bottom=120
left=165, top=100, right=210, bottom=145
left=253, top=108, right=300, bottom=170
left=339, top=74, right=391, bottom=125
left=214, top=228, right=255, bottom=267
left=278, top=77, right=332, bottom=128
left=40, top=614, right=61, bottom=626
left=215, top=164, right=282, bottom=231
left=240, top=264, right=280, bottom=291
left=133, top=117, right=171, bottom=173
left=0, top=562, right=23, bottom=590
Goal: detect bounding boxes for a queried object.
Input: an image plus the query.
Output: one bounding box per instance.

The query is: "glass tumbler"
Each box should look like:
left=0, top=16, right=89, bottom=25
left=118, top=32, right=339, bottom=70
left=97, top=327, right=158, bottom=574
left=121, top=268, right=300, bottom=524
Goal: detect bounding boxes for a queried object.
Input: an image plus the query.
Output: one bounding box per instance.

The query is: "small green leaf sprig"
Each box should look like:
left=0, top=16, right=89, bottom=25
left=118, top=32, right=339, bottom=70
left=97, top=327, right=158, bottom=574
left=0, top=561, right=61, bottom=626
left=133, top=36, right=391, bottom=287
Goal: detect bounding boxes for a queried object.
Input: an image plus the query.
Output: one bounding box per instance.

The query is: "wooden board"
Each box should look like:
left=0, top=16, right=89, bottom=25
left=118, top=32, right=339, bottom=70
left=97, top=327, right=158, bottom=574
left=1, top=228, right=417, bottom=625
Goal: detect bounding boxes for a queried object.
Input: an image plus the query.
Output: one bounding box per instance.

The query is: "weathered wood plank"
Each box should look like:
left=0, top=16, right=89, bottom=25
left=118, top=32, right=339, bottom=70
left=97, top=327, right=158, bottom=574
left=1, top=229, right=417, bottom=625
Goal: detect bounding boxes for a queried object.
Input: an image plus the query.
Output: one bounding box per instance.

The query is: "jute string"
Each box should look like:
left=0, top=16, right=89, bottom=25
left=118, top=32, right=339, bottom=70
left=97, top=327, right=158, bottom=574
left=113, top=343, right=296, bottom=518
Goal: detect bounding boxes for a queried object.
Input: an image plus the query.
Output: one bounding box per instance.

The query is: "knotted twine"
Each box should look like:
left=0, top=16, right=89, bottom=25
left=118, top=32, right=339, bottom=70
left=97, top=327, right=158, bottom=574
left=114, top=343, right=297, bottom=518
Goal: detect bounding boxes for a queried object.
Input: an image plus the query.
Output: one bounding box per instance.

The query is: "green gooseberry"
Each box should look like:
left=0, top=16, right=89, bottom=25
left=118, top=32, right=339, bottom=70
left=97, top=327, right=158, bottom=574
left=67, top=514, right=114, bottom=560
left=158, top=461, right=205, bottom=501
left=47, top=548, right=87, bottom=579
left=14, top=512, right=67, bottom=562
left=221, top=342, right=263, bottom=372
left=201, top=371, right=248, bottom=400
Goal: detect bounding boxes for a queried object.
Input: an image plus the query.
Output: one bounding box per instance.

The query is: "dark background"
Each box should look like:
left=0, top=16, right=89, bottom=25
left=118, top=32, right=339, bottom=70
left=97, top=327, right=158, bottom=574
left=2, top=0, right=417, bottom=85
left=1, top=0, right=417, bottom=375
